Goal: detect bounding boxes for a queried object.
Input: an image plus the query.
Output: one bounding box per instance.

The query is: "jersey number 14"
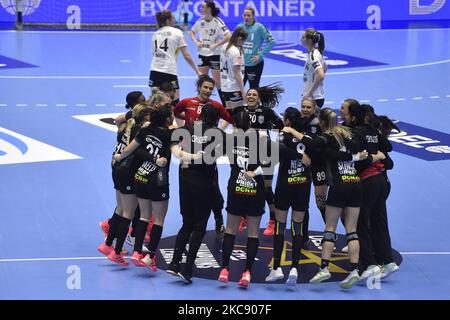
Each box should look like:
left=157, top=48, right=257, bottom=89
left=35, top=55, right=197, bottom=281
left=154, top=38, right=169, bottom=52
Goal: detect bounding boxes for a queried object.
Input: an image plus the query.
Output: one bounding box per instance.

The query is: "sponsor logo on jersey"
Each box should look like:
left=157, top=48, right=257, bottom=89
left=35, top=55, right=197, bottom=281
left=267, top=42, right=386, bottom=69
left=150, top=230, right=402, bottom=284
left=0, top=127, right=81, bottom=165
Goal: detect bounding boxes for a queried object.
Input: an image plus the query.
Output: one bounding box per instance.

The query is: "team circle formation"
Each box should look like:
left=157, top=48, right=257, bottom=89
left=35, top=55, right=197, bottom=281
left=97, top=1, right=400, bottom=289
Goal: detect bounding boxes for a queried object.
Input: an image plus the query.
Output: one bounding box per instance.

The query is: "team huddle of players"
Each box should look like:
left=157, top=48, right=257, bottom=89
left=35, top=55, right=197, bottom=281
left=97, top=1, right=400, bottom=289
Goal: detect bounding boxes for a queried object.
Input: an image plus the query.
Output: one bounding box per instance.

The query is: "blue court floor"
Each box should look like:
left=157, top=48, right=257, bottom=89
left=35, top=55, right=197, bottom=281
left=0, top=27, right=449, bottom=300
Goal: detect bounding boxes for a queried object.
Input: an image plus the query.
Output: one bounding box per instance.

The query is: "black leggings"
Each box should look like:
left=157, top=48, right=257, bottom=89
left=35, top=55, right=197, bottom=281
left=357, top=174, right=393, bottom=271
left=244, top=60, right=264, bottom=89
left=172, top=180, right=214, bottom=270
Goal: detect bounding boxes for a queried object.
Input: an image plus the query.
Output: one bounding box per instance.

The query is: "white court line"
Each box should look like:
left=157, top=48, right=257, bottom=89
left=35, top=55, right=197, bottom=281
left=3, top=59, right=450, bottom=81
left=412, top=97, right=423, bottom=100
left=1, top=28, right=448, bottom=35
left=378, top=99, right=389, bottom=102
left=16, top=104, right=27, bottom=107
left=325, top=101, right=335, bottom=104
left=56, top=104, right=67, bottom=107
left=115, top=104, right=125, bottom=107
left=0, top=104, right=7, bottom=106
left=2, top=252, right=450, bottom=263
left=95, top=104, right=107, bottom=106
left=395, top=98, right=406, bottom=101
left=447, top=95, right=450, bottom=98
left=360, top=100, right=371, bottom=103
left=75, top=104, right=88, bottom=107
left=430, top=96, right=440, bottom=99
left=36, top=104, right=48, bottom=106
left=287, top=102, right=297, bottom=105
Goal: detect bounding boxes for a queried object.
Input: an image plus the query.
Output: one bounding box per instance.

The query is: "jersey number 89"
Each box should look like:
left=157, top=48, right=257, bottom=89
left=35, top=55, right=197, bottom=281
left=316, top=171, right=326, bottom=182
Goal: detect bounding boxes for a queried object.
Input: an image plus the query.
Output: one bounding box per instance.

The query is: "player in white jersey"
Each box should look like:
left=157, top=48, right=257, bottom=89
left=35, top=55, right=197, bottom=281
left=189, top=0, right=230, bottom=104
left=301, top=28, right=327, bottom=108
left=219, top=27, right=248, bottom=113
left=149, top=10, right=201, bottom=106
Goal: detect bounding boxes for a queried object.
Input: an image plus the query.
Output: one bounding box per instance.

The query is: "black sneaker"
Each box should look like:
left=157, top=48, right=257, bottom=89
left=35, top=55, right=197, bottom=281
left=166, top=261, right=180, bottom=277
left=178, top=269, right=193, bottom=284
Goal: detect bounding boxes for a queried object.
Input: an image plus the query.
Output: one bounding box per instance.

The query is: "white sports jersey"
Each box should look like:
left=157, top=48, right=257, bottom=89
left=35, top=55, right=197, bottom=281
left=151, top=26, right=187, bottom=76
left=303, top=49, right=326, bottom=100
left=191, top=17, right=229, bottom=56
left=220, top=45, right=245, bottom=93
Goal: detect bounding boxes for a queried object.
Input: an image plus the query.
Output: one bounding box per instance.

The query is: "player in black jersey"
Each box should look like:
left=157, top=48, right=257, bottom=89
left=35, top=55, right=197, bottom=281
left=109, top=105, right=175, bottom=270
left=218, top=111, right=299, bottom=288
left=265, top=107, right=317, bottom=285
left=341, top=100, right=398, bottom=280
left=98, top=104, right=153, bottom=266
left=298, top=97, right=327, bottom=245
left=232, top=84, right=284, bottom=237
left=364, top=107, right=400, bottom=278
left=309, top=108, right=368, bottom=289
left=166, top=104, right=225, bottom=283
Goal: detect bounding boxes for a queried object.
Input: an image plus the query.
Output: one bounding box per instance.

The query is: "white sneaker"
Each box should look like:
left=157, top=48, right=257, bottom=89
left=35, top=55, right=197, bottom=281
left=380, top=263, right=399, bottom=279
left=360, top=265, right=382, bottom=281
left=341, top=245, right=348, bottom=253
left=309, top=267, right=331, bottom=284
left=286, top=268, right=298, bottom=286
left=339, top=269, right=360, bottom=289
left=265, top=267, right=284, bottom=282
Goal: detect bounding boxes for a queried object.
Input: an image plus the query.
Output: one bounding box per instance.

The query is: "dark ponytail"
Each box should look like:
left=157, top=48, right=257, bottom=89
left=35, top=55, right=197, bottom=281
left=304, top=28, right=325, bottom=55
left=283, top=107, right=304, bottom=132
left=150, top=104, right=172, bottom=127
left=200, top=103, right=220, bottom=126
left=317, top=32, right=325, bottom=55
left=254, top=82, right=284, bottom=109
left=125, top=91, right=144, bottom=110
left=205, top=0, right=220, bottom=17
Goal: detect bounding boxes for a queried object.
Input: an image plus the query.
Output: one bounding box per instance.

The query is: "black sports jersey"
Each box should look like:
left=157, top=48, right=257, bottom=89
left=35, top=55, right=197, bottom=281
left=133, top=124, right=174, bottom=185
left=225, top=130, right=267, bottom=197
left=350, top=124, right=393, bottom=174
left=321, top=132, right=360, bottom=186
left=233, top=105, right=284, bottom=130
left=276, top=131, right=311, bottom=186
left=175, top=122, right=226, bottom=188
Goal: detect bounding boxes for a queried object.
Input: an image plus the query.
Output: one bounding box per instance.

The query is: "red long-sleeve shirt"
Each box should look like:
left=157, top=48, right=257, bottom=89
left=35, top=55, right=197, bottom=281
left=173, top=97, right=234, bottom=126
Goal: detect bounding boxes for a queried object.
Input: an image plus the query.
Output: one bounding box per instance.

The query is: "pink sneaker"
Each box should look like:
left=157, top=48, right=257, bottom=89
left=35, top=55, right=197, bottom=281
left=238, top=217, right=247, bottom=232
left=238, top=271, right=251, bottom=288
left=100, top=220, right=109, bottom=238
left=130, top=251, right=146, bottom=267
left=97, top=242, right=114, bottom=257
left=263, top=220, right=276, bottom=237
left=107, top=251, right=129, bottom=266
left=142, top=254, right=157, bottom=272
left=218, top=268, right=229, bottom=283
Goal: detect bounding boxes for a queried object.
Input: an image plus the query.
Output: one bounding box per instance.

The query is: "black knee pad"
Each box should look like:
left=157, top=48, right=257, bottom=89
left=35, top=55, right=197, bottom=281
left=264, top=187, right=274, bottom=205
left=321, top=231, right=337, bottom=244
left=346, top=232, right=359, bottom=244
